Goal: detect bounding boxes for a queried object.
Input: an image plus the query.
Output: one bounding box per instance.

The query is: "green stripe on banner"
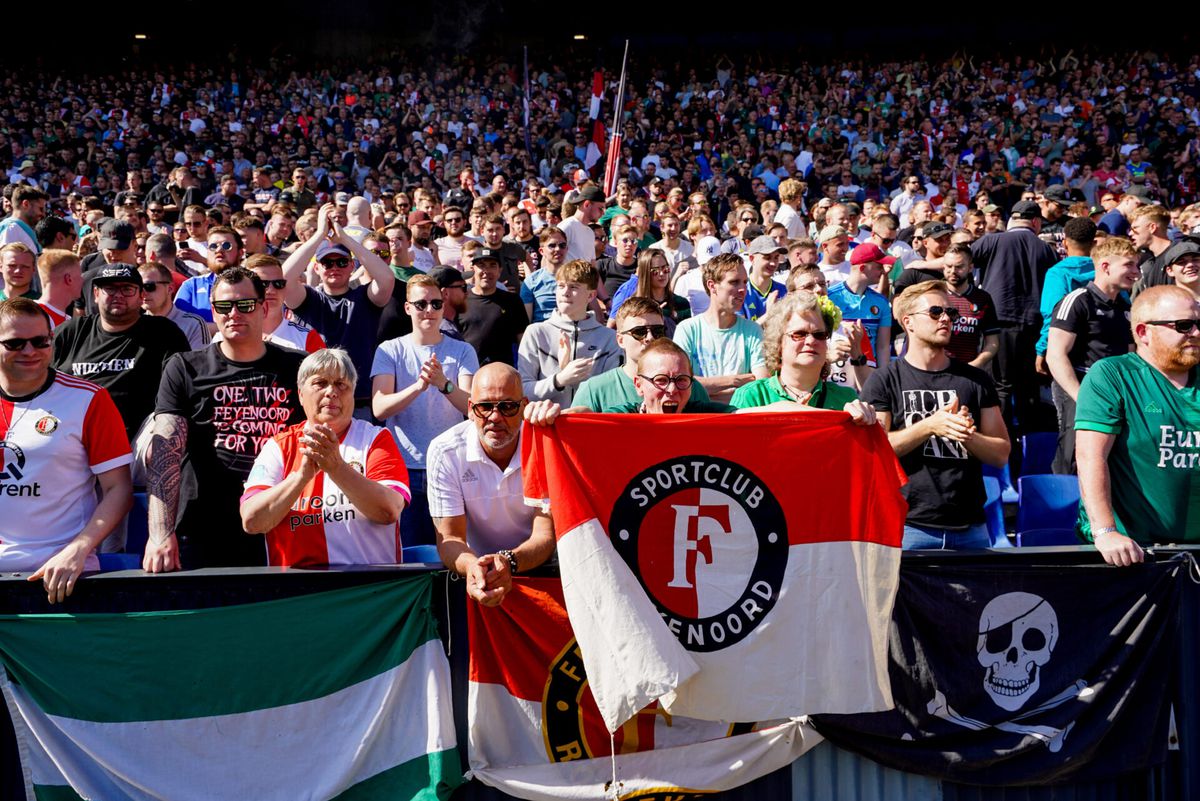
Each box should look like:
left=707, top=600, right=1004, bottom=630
left=330, top=750, right=463, bottom=801
left=32, top=786, right=85, bottom=801
left=0, top=575, right=437, bottom=723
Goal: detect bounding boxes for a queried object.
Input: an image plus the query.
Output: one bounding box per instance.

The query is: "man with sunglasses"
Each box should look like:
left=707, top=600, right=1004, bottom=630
left=1074, top=286, right=1200, bottom=566
left=372, top=275, right=478, bottom=547
left=427, top=362, right=555, bottom=606
left=174, top=225, right=244, bottom=326
left=434, top=207, right=470, bottom=268
left=139, top=262, right=209, bottom=350
left=0, top=298, right=132, bottom=604
left=144, top=268, right=305, bottom=572
left=862, top=280, right=1011, bottom=550
left=521, top=227, right=568, bottom=323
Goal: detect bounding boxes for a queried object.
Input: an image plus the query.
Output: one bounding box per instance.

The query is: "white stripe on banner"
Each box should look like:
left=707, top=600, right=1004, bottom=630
left=0, top=671, right=38, bottom=801
left=6, top=639, right=455, bottom=801
left=468, top=681, right=547, bottom=769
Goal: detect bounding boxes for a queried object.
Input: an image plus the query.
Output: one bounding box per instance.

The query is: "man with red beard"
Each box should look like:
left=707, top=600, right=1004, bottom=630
left=1075, top=285, right=1200, bottom=566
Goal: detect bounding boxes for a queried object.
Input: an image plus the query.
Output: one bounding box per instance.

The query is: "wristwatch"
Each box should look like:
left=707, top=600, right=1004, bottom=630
left=498, top=548, right=519, bottom=575
left=440, top=379, right=453, bottom=395
left=849, top=355, right=868, bottom=366
left=1093, top=526, right=1119, bottom=537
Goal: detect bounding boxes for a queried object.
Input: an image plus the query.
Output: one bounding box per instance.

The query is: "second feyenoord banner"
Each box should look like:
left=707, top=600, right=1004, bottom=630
left=522, top=412, right=907, bottom=731
left=812, top=555, right=1184, bottom=785
left=468, top=577, right=821, bottom=801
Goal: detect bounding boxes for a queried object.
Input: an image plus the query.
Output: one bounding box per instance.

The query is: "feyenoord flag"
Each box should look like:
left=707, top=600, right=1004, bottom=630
left=584, top=70, right=604, bottom=170
left=468, top=577, right=821, bottom=801
left=522, top=412, right=907, bottom=732
left=813, top=555, right=1184, bottom=785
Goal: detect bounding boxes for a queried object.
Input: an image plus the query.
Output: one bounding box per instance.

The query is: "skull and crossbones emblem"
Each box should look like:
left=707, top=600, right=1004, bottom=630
left=925, top=592, right=1093, bottom=751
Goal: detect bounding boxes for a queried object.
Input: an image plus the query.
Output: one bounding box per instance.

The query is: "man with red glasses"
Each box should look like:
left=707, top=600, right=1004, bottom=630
left=1074, top=286, right=1200, bottom=567
left=0, top=298, right=132, bottom=604
left=862, top=280, right=1010, bottom=550
left=426, top=362, right=554, bottom=606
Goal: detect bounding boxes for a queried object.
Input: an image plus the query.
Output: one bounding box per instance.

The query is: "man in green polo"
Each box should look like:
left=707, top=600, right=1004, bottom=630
left=1076, top=285, right=1200, bottom=566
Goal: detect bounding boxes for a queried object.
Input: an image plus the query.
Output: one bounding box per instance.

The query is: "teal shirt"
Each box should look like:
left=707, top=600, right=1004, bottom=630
left=729, top=374, right=859, bottom=411
left=1037, top=256, right=1094, bottom=355
left=1075, top=352, right=1200, bottom=543
left=574, top=367, right=711, bottom=412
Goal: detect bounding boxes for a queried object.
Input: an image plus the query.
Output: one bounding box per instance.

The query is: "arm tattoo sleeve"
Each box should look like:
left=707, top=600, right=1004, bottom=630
left=146, top=413, right=188, bottom=544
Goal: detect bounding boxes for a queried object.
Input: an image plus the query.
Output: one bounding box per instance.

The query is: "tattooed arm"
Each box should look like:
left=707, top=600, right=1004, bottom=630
left=143, top=413, right=187, bottom=573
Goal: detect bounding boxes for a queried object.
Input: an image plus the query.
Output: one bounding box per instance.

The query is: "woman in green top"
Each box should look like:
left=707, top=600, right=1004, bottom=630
left=729, top=291, right=878, bottom=425
left=633, top=249, right=692, bottom=335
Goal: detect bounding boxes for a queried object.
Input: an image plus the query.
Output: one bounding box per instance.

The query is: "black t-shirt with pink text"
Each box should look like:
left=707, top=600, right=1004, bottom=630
left=155, top=343, right=304, bottom=567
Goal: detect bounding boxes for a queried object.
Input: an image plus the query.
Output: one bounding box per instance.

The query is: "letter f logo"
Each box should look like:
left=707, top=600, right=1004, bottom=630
left=667, top=503, right=731, bottom=589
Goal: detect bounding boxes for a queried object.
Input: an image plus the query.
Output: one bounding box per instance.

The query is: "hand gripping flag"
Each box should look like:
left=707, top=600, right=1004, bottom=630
left=522, top=411, right=907, bottom=732
left=468, top=577, right=822, bottom=800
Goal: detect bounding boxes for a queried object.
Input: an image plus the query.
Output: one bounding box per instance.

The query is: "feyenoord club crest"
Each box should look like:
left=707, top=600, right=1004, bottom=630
left=34, top=415, right=59, bottom=435
left=608, top=455, right=787, bottom=652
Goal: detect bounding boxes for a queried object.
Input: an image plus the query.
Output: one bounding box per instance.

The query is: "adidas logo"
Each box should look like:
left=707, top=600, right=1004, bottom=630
left=1145, top=402, right=1163, bottom=414
left=461, top=468, right=478, bottom=483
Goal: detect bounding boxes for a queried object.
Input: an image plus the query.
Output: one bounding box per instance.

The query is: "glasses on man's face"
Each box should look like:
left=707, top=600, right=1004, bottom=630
left=409, top=298, right=444, bottom=311
left=208, top=240, right=235, bottom=252
left=639, top=373, right=693, bottom=391
left=544, top=242, right=567, bottom=250
left=98, top=284, right=140, bottom=297
left=371, top=248, right=391, bottom=260
left=0, top=335, right=52, bottom=351
left=212, top=298, right=259, bottom=315
left=621, top=324, right=667, bottom=341
left=787, top=328, right=831, bottom=342
left=917, top=305, right=961, bottom=321
left=444, top=217, right=464, bottom=225
left=321, top=257, right=352, bottom=269
left=184, top=220, right=205, bottom=228
left=1147, top=319, right=1200, bottom=334
left=878, top=237, right=896, bottom=246
left=470, top=400, right=523, bottom=418
left=259, top=278, right=289, bottom=290
left=446, top=283, right=468, bottom=291
left=142, top=281, right=166, bottom=292
left=148, top=207, right=163, bottom=214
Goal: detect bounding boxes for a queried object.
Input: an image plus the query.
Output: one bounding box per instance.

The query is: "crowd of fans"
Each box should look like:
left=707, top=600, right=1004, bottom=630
left=0, top=45, right=1197, bottom=604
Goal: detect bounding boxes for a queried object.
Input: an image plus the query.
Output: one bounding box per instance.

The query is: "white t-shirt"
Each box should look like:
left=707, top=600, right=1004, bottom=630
left=559, top=216, right=595, bottom=264
left=820, top=260, right=852, bottom=287
left=675, top=269, right=711, bottom=315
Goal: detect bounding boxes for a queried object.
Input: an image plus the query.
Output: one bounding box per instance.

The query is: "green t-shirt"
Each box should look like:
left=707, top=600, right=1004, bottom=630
left=729, top=374, right=859, bottom=411
left=574, top=368, right=711, bottom=412
left=0, top=287, right=38, bottom=301
left=1074, top=352, right=1200, bottom=544
left=390, top=265, right=425, bottom=282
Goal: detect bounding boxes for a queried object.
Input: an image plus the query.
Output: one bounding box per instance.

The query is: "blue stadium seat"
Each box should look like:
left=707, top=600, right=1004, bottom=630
left=982, top=477, right=1010, bottom=547
left=97, top=553, right=141, bottom=571
left=1016, top=475, right=1081, bottom=539
left=1021, top=432, right=1058, bottom=477
left=126, top=492, right=151, bottom=558
left=1016, top=528, right=1080, bottom=547
left=982, top=462, right=1018, bottom=504
left=402, top=545, right=441, bottom=564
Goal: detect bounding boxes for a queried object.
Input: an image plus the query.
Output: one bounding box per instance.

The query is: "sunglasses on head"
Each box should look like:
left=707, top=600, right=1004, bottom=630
left=1147, top=319, right=1200, bottom=334
left=211, top=298, right=260, bottom=315
left=470, top=400, right=523, bottom=418
left=409, top=299, right=444, bottom=311
left=0, top=336, right=52, bottom=351
left=621, top=324, right=666, bottom=341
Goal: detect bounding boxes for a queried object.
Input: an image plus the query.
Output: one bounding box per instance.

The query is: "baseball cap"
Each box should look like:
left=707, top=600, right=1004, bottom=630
left=19, top=159, right=34, bottom=170
left=92, top=263, right=143, bottom=289
left=817, top=224, right=848, bottom=244
left=741, top=224, right=765, bottom=241
left=1125, top=185, right=1155, bottom=203
left=981, top=204, right=1001, bottom=214
left=850, top=243, right=897, bottom=267
left=443, top=187, right=471, bottom=211
left=1166, top=241, right=1200, bottom=265
left=695, top=236, right=721, bottom=265
left=315, top=241, right=353, bottom=261
left=474, top=247, right=502, bottom=263
left=573, top=169, right=590, bottom=185
left=1010, top=200, right=1043, bottom=220
left=430, top=266, right=467, bottom=288
left=576, top=185, right=606, bottom=203
left=921, top=221, right=954, bottom=239
left=747, top=235, right=787, bottom=256
left=334, top=192, right=352, bottom=205
left=407, top=210, right=433, bottom=227
left=1041, top=185, right=1072, bottom=207
left=98, top=219, right=135, bottom=250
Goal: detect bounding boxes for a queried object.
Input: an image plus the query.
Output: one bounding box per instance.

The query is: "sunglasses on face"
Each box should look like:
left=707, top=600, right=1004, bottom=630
left=321, top=257, right=352, bottom=269
left=409, top=299, right=444, bottom=311
left=917, top=305, right=961, bottom=321
left=470, top=400, right=523, bottom=418
left=444, top=217, right=464, bottom=224
left=142, top=281, right=167, bottom=292
left=258, top=278, right=289, bottom=289
left=639, top=373, right=693, bottom=391
left=371, top=248, right=391, bottom=259
left=211, top=298, right=260, bottom=315
left=1147, top=318, right=1200, bottom=334
left=621, top=324, right=667, bottom=341
left=544, top=242, right=567, bottom=250
left=787, top=329, right=831, bottom=342
left=208, top=240, right=235, bottom=252
left=0, top=335, right=52, bottom=351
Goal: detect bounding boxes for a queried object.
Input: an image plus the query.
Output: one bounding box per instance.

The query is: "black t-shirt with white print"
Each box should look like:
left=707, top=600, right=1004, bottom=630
left=862, top=357, right=1000, bottom=529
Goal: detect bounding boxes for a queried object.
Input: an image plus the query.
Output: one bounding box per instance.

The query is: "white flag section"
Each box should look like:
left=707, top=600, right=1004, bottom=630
left=0, top=578, right=461, bottom=801
left=523, top=413, right=909, bottom=732
left=467, top=578, right=824, bottom=801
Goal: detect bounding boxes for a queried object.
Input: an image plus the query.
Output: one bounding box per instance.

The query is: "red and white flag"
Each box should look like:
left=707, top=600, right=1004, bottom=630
left=468, top=577, right=821, bottom=801
left=583, top=71, right=604, bottom=170
left=523, top=412, right=907, bottom=732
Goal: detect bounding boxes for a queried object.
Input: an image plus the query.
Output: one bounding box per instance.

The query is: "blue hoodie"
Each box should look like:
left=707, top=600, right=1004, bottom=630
left=1037, top=256, right=1094, bottom=355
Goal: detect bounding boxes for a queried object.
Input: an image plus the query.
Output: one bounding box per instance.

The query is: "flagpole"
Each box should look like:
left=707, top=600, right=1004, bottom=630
left=602, top=40, right=630, bottom=196
left=523, top=45, right=533, bottom=158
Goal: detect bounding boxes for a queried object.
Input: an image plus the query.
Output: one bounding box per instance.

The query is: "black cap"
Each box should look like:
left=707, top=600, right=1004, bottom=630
left=921, top=221, right=954, bottom=239
left=1010, top=200, right=1043, bottom=220
left=98, top=218, right=134, bottom=250
left=443, top=187, right=471, bottom=211
left=430, top=265, right=467, bottom=288
left=576, top=185, right=605, bottom=203
left=1041, top=185, right=1072, bottom=207
left=474, top=247, right=502, bottom=263
left=92, top=263, right=144, bottom=289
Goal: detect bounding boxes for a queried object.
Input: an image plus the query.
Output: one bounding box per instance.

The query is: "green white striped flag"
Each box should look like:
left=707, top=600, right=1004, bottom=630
left=0, top=576, right=462, bottom=801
